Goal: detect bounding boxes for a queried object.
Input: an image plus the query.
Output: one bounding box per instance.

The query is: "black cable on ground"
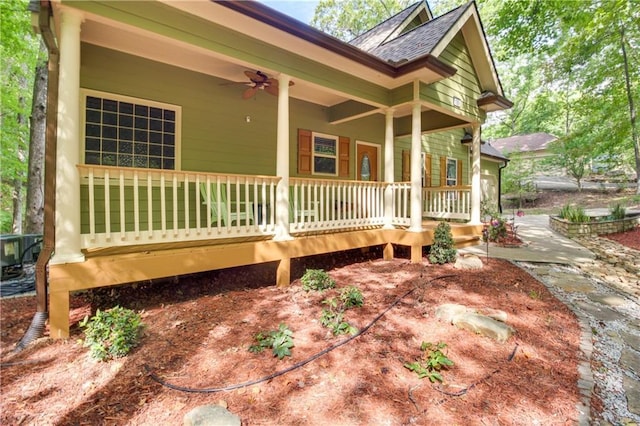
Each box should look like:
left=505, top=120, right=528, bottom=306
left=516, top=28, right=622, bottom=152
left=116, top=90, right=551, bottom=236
left=432, top=342, right=520, bottom=397
left=145, top=273, right=457, bottom=394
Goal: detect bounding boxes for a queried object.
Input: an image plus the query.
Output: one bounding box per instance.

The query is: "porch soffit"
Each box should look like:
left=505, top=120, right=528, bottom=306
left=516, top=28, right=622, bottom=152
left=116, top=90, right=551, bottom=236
left=59, top=0, right=455, bottom=112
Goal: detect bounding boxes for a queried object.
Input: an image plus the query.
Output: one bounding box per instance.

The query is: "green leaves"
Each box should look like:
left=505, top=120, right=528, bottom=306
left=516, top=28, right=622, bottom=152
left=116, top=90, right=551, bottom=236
left=80, top=306, right=144, bottom=361
left=404, top=341, right=454, bottom=383
left=300, top=269, right=336, bottom=292
left=429, top=222, right=457, bottom=264
left=249, top=323, right=295, bottom=360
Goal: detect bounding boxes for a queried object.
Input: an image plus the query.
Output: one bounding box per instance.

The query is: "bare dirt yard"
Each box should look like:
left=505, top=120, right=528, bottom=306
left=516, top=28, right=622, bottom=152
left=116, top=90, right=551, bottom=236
left=1, top=187, right=638, bottom=425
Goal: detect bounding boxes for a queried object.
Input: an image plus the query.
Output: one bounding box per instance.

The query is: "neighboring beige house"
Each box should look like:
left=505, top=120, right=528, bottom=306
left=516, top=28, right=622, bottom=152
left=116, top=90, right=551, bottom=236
left=490, top=132, right=559, bottom=176
left=31, top=0, right=512, bottom=338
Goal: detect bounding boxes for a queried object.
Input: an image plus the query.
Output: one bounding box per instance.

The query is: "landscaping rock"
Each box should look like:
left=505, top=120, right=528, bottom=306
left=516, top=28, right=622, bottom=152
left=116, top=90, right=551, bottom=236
left=453, top=312, right=515, bottom=343
left=184, top=405, right=241, bottom=426
left=454, top=254, right=483, bottom=270
left=435, top=304, right=514, bottom=342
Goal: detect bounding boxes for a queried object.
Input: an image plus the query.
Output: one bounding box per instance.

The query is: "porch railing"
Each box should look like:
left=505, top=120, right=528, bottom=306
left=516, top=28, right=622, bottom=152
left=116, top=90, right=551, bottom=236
left=423, top=186, right=471, bottom=220
left=77, top=165, right=472, bottom=249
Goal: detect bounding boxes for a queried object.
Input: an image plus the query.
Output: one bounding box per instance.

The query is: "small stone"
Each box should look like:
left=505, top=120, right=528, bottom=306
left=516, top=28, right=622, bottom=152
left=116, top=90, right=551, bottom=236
left=453, top=312, right=515, bottom=343
left=587, top=293, right=628, bottom=307
left=454, top=254, right=483, bottom=270
left=184, top=405, right=241, bottom=426
left=623, top=376, right=640, bottom=416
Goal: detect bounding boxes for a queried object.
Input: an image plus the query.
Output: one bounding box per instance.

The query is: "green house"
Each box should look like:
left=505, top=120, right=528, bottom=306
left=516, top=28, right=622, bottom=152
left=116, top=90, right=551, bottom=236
left=32, top=0, right=512, bottom=337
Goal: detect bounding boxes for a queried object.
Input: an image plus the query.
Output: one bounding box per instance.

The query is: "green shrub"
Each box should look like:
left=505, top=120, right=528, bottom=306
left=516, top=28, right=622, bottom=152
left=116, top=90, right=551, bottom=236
left=559, top=204, right=589, bottom=223
left=248, top=323, right=294, bottom=359
left=339, top=286, right=364, bottom=308
left=609, top=203, right=626, bottom=220
left=301, top=269, right=335, bottom=291
left=80, top=306, right=144, bottom=361
left=429, top=222, right=457, bottom=264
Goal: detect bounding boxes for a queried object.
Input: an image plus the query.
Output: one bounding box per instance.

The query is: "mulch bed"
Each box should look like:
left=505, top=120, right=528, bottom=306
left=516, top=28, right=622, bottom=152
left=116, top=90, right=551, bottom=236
left=1, top=249, right=583, bottom=425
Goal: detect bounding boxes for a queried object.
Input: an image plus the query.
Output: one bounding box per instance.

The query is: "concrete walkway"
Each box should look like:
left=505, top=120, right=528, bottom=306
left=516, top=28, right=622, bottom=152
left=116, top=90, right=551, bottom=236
left=461, top=215, right=640, bottom=425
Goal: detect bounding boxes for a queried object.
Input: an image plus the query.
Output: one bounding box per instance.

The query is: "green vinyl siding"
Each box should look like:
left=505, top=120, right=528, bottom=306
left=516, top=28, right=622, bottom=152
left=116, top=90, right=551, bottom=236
left=394, top=129, right=469, bottom=186
left=421, top=34, right=485, bottom=122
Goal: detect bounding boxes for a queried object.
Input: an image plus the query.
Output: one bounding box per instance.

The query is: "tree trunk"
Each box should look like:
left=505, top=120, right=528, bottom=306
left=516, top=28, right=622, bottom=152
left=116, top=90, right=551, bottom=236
left=25, top=43, right=48, bottom=234
left=619, top=26, right=640, bottom=194
left=11, top=179, right=23, bottom=234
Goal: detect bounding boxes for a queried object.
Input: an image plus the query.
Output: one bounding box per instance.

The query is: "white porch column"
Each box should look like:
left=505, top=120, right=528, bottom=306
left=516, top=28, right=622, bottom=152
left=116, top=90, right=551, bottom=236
left=383, top=108, right=395, bottom=228
left=470, top=124, right=482, bottom=224
left=409, top=101, right=423, bottom=232
left=51, top=7, right=85, bottom=265
left=274, top=74, right=292, bottom=241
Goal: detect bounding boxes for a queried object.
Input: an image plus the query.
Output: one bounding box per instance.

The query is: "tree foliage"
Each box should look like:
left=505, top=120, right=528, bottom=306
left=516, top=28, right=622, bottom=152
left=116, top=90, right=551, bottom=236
left=480, top=0, right=640, bottom=192
left=1, top=0, right=42, bottom=232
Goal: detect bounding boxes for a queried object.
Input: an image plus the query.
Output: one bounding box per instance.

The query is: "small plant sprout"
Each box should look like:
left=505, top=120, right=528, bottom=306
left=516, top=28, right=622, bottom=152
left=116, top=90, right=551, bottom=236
left=528, top=289, right=541, bottom=300
left=339, top=286, right=364, bottom=308
left=248, top=323, right=294, bottom=359
left=320, top=297, right=358, bottom=336
left=300, top=269, right=336, bottom=292
left=404, top=341, right=454, bottom=383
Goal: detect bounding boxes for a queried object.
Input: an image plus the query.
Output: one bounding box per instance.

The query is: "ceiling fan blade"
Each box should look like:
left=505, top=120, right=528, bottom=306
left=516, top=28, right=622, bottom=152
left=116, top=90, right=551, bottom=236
left=244, top=70, right=269, bottom=84
left=264, top=84, right=279, bottom=96
left=242, top=86, right=258, bottom=99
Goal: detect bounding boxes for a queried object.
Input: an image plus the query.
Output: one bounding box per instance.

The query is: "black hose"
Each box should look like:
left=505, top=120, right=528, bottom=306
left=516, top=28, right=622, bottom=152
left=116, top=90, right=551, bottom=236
left=14, top=311, right=48, bottom=353
left=145, top=274, right=457, bottom=393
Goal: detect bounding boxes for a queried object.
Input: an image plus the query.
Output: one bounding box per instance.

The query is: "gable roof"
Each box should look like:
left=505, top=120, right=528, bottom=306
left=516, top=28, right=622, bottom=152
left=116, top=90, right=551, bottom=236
left=481, top=143, right=509, bottom=162
left=349, top=2, right=426, bottom=53
left=491, top=133, right=557, bottom=154
left=354, top=3, right=471, bottom=65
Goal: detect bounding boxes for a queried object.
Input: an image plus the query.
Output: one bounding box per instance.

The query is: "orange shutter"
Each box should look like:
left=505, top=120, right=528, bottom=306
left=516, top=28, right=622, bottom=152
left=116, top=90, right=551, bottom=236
left=298, top=129, right=312, bottom=175
left=402, top=150, right=410, bottom=181
left=339, top=136, right=350, bottom=177
left=457, top=159, right=463, bottom=186
left=440, top=156, right=447, bottom=186
left=424, top=154, right=432, bottom=187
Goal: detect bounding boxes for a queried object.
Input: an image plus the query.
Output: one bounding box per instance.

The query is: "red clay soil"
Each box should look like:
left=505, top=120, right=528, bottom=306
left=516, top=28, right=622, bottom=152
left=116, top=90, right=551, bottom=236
left=1, top=248, right=583, bottom=426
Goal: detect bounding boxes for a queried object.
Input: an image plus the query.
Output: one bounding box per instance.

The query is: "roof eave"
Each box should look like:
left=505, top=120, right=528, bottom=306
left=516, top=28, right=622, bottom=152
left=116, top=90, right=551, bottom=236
left=213, top=0, right=455, bottom=80
left=477, top=93, right=514, bottom=111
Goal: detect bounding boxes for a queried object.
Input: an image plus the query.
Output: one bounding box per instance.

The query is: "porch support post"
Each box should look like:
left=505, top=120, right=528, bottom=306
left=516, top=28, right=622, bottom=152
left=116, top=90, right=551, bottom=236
left=383, top=108, right=395, bottom=229
left=51, top=7, right=85, bottom=265
left=274, top=73, right=292, bottom=245
left=470, top=124, right=482, bottom=224
left=409, top=100, right=423, bottom=233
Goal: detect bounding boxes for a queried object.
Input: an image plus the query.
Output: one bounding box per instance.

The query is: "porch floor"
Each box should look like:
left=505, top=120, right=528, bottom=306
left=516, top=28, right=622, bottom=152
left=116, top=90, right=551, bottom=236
left=47, top=221, right=481, bottom=338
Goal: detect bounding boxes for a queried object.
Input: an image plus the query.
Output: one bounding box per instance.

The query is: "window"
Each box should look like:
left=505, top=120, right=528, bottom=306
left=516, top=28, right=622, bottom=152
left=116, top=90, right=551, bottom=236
left=312, top=132, right=338, bottom=176
left=446, top=158, right=458, bottom=186
left=82, top=89, right=181, bottom=170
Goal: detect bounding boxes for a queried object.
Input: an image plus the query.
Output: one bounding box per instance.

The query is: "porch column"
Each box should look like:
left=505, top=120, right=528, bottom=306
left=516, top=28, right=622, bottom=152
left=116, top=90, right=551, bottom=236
left=51, top=7, right=85, bottom=265
left=274, top=73, right=292, bottom=242
left=470, top=124, right=482, bottom=224
left=383, top=108, right=395, bottom=229
left=409, top=101, right=423, bottom=232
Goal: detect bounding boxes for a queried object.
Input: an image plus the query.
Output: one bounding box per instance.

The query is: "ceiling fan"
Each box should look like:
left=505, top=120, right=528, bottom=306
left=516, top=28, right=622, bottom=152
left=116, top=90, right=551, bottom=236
left=223, top=70, right=294, bottom=99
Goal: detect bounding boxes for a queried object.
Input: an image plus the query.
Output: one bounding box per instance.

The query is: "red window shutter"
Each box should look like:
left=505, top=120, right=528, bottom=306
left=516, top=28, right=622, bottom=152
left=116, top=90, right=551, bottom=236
left=457, top=159, right=463, bottom=186
left=440, top=156, right=447, bottom=186
left=402, top=150, right=410, bottom=181
left=339, top=136, right=350, bottom=177
left=298, top=129, right=312, bottom=175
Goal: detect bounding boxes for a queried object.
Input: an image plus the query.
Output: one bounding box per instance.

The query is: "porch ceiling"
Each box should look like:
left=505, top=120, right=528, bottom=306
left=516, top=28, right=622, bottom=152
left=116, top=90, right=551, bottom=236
left=62, top=0, right=455, bottom=117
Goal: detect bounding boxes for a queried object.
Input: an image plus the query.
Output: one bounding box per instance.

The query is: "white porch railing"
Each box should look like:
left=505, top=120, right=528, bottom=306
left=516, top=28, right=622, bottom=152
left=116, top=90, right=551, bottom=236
left=77, top=165, right=280, bottom=249
left=77, top=166, right=472, bottom=249
left=423, top=186, right=471, bottom=220
left=289, top=177, right=387, bottom=231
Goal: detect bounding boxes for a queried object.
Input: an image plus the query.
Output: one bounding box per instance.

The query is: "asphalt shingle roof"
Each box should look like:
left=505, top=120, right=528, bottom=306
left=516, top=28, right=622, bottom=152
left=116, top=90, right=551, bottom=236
left=491, top=133, right=557, bottom=154
left=365, top=3, right=470, bottom=63
left=350, top=1, right=471, bottom=64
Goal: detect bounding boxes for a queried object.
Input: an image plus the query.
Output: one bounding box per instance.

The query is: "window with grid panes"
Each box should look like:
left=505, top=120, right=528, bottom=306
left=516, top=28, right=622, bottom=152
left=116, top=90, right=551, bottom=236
left=83, top=89, right=180, bottom=169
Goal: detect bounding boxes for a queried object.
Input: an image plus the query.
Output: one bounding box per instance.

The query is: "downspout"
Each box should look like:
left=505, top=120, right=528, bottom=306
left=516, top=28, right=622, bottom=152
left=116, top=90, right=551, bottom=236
left=497, top=160, right=509, bottom=214
left=16, top=0, right=59, bottom=351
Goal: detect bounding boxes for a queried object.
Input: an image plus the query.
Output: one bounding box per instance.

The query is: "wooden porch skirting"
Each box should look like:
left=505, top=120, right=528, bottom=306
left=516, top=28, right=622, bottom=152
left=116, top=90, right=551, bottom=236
left=48, top=223, right=481, bottom=338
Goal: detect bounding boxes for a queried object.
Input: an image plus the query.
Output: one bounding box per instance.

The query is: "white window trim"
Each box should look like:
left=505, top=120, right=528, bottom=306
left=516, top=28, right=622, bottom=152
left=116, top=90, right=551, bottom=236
left=80, top=88, right=182, bottom=170
left=446, top=157, right=458, bottom=187
left=311, top=131, right=339, bottom=176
